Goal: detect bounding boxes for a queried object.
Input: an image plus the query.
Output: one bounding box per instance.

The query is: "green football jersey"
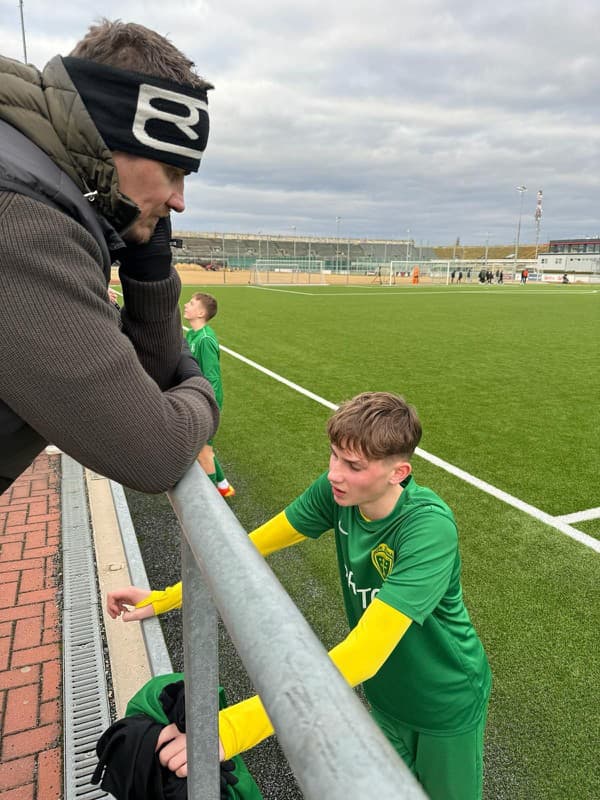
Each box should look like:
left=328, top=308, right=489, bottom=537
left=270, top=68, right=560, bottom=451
left=285, top=472, right=491, bottom=734
left=186, top=325, right=223, bottom=409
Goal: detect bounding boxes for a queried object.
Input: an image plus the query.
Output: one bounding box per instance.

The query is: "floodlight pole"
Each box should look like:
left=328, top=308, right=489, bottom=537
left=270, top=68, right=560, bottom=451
left=291, top=225, right=296, bottom=260
left=336, top=216, right=341, bottom=273
left=514, top=185, right=527, bottom=266
left=19, top=0, right=28, bottom=63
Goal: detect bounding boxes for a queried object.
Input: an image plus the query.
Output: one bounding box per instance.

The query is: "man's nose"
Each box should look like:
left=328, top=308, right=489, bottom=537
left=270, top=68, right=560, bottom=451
left=168, top=190, right=185, bottom=213
left=168, top=177, right=186, bottom=213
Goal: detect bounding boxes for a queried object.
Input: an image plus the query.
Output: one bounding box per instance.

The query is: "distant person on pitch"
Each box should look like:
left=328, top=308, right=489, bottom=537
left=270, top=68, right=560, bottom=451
left=107, top=391, right=491, bottom=800
left=183, top=292, right=234, bottom=498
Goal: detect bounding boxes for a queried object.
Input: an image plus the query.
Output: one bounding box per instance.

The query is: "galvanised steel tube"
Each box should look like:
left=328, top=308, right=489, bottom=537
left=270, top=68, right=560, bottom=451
left=168, top=462, right=427, bottom=800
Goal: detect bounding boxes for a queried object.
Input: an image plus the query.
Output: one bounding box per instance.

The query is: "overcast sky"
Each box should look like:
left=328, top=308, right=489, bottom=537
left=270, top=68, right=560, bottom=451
left=2, top=0, right=599, bottom=245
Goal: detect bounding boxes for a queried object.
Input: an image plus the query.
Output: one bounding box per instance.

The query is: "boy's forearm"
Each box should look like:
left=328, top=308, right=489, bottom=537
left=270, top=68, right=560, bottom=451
left=219, top=695, right=274, bottom=760
left=249, top=511, right=308, bottom=556
left=218, top=599, right=412, bottom=759
left=141, top=513, right=306, bottom=617
left=328, top=598, right=412, bottom=686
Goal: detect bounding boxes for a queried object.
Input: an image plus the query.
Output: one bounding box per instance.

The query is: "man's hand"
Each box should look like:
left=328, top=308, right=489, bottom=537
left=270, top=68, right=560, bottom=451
left=172, top=341, right=203, bottom=385
left=156, top=724, right=226, bottom=778
left=118, top=216, right=173, bottom=281
left=106, top=586, right=154, bottom=621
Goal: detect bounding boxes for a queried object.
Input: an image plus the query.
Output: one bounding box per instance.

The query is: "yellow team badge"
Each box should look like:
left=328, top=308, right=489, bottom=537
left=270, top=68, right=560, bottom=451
left=371, top=543, right=394, bottom=581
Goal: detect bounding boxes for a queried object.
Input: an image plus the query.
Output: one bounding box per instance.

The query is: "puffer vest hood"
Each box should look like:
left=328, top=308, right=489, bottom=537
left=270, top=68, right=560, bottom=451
left=0, top=53, right=139, bottom=233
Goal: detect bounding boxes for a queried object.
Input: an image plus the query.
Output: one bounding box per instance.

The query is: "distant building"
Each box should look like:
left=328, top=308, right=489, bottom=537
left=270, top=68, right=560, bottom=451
left=538, top=237, right=600, bottom=274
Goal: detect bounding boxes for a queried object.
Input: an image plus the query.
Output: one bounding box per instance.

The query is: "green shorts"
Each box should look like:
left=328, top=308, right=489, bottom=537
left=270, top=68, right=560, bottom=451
left=371, top=705, right=488, bottom=800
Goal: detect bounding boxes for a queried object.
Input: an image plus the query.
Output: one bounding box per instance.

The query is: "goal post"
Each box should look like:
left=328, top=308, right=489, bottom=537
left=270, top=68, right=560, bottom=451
left=250, top=259, right=327, bottom=285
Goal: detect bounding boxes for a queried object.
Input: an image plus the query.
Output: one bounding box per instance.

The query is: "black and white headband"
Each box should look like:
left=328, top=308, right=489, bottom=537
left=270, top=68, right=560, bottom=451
left=63, top=56, right=210, bottom=173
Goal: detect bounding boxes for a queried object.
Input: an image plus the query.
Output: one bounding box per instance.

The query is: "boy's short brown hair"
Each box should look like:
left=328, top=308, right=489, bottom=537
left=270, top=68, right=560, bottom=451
left=192, top=292, right=218, bottom=321
left=327, top=392, right=422, bottom=461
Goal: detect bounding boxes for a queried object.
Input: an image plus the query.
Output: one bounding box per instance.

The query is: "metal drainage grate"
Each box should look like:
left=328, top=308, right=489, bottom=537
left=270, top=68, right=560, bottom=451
left=61, top=456, right=112, bottom=799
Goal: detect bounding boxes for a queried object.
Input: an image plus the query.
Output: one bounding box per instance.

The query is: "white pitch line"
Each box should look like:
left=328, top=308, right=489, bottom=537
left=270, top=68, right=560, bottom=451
left=249, top=285, right=317, bottom=296
left=220, top=345, right=338, bottom=410
left=248, top=287, right=598, bottom=298
left=220, top=344, right=600, bottom=554
left=556, top=507, right=600, bottom=524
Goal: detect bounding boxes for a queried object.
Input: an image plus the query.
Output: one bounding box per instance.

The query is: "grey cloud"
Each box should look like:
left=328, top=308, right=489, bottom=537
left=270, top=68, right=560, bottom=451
left=1, top=0, right=599, bottom=242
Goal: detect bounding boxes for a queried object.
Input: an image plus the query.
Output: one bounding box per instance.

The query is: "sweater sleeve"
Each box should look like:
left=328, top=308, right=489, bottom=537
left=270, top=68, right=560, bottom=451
left=118, top=267, right=187, bottom=391
left=0, top=194, right=219, bottom=493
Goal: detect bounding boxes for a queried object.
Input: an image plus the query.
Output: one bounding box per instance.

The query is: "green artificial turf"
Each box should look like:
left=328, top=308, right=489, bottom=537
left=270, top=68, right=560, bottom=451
left=179, top=282, right=599, bottom=799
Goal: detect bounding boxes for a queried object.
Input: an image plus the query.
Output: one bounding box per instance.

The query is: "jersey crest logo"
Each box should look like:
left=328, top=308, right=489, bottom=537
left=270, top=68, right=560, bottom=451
left=371, top=544, right=394, bottom=581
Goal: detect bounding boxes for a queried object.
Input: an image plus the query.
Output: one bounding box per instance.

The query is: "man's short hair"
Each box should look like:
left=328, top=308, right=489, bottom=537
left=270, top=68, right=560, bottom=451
left=70, top=18, right=213, bottom=91
left=327, top=392, right=422, bottom=461
left=192, top=292, right=218, bottom=321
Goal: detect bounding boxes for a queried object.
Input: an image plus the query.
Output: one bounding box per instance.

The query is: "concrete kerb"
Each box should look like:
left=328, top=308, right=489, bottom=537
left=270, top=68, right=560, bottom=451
left=85, top=470, right=172, bottom=717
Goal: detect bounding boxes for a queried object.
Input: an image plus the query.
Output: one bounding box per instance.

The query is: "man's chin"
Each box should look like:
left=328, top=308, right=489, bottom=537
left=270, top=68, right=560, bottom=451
left=122, top=219, right=156, bottom=245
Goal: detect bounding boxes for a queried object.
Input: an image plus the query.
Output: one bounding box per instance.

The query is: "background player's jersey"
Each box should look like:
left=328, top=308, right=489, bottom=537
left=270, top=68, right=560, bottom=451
left=186, top=325, right=223, bottom=409
left=285, top=472, right=491, bottom=734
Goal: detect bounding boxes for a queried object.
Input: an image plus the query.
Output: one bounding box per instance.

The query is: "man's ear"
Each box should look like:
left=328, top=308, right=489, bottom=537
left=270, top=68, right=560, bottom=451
left=390, top=461, right=411, bottom=485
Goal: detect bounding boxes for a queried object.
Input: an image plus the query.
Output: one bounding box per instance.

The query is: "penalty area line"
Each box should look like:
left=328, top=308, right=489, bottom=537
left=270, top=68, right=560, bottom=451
left=220, top=344, right=600, bottom=554
left=556, top=507, right=600, bottom=524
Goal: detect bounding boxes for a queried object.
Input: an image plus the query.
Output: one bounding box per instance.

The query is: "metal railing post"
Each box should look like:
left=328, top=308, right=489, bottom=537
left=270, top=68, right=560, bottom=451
left=181, top=535, right=219, bottom=798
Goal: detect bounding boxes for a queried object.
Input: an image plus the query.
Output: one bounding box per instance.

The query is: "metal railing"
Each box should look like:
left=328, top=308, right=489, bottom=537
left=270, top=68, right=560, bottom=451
left=167, top=462, right=428, bottom=799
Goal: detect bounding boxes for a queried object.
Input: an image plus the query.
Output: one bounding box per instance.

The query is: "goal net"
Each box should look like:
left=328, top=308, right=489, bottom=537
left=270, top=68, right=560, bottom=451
left=250, top=259, right=327, bottom=285
left=389, top=260, right=454, bottom=284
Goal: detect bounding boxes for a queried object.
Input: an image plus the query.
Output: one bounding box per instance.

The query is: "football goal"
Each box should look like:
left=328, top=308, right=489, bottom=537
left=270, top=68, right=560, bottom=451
left=389, top=260, right=454, bottom=284
left=250, top=259, right=327, bottom=285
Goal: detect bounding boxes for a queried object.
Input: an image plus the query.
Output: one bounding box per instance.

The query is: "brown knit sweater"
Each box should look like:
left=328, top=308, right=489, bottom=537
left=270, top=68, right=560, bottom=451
left=0, top=191, right=219, bottom=492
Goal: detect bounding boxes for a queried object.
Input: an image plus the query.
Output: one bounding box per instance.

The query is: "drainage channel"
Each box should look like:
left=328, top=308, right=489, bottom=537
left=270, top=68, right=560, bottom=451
left=61, top=457, right=174, bottom=798
left=61, top=455, right=112, bottom=800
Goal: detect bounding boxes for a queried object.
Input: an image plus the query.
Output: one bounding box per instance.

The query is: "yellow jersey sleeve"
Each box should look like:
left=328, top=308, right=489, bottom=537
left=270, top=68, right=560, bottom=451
left=249, top=511, right=308, bottom=556
left=134, top=512, right=304, bottom=617
left=218, top=598, right=412, bottom=758
left=328, top=598, right=412, bottom=686
left=135, top=583, right=183, bottom=615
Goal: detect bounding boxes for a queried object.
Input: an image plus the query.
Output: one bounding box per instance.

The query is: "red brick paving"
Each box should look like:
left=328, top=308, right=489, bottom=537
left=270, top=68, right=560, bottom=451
left=0, top=454, right=62, bottom=800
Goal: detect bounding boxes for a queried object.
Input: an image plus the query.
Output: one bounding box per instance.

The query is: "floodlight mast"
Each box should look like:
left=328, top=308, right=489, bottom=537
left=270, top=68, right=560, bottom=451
left=514, top=185, right=528, bottom=264
left=19, top=0, right=28, bottom=63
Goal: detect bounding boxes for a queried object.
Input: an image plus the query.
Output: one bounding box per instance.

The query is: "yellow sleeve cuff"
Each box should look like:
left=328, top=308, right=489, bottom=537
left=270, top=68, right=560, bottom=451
left=135, top=583, right=183, bottom=616
left=249, top=511, right=307, bottom=557
left=219, top=694, right=274, bottom=759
